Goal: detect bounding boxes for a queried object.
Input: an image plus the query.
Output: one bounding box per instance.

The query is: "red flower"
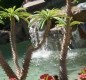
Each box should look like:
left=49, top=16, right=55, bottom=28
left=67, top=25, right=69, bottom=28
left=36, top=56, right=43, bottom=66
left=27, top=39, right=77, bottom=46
left=79, top=74, right=86, bottom=79
left=40, top=74, right=54, bottom=80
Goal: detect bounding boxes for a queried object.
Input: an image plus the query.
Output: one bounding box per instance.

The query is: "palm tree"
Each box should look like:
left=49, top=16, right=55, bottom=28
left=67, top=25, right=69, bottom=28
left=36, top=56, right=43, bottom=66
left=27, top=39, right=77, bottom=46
left=59, top=0, right=72, bottom=78
left=0, top=4, right=81, bottom=80
left=20, top=9, right=62, bottom=80
left=0, top=16, right=18, bottom=79
left=58, top=0, right=80, bottom=80
left=0, top=6, right=30, bottom=79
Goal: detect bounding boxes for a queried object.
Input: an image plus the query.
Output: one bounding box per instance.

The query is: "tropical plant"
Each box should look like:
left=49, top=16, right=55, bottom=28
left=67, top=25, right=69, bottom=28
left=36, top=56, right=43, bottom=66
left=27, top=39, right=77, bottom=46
left=0, top=1, right=82, bottom=80
left=30, top=7, right=82, bottom=80
left=54, top=0, right=73, bottom=79
left=29, top=9, right=64, bottom=47
left=0, top=16, right=17, bottom=79
left=0, top=6, right=30, bottom=79
left=0, top=7, right=58, bottom=80
left=56, top=0, right=81, bottom=80
left=0, top=7, right=59, bottom=80
left=56, top=16, right=81, bottom=80
left=20, top=9, right=61, bottom=80
left=29, top=9, right=60, bottom=29
left=78, top=67, right=86, bottom=80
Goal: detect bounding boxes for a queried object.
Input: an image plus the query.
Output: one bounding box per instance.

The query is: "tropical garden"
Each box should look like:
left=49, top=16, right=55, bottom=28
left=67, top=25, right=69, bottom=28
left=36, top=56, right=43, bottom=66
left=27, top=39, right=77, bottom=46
left=0, top=0, right=86, bottom=80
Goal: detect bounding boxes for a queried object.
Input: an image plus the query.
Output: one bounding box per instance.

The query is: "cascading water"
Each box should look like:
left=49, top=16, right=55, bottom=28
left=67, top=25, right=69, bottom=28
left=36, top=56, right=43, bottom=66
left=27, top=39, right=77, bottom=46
left=71, top=23, right=86, bottom=48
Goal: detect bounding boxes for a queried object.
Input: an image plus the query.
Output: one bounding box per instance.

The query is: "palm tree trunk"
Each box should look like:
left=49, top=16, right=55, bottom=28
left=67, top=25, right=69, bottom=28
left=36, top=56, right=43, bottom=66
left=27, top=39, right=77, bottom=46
left=59, top=0, right=72, bottom=80
left=59, top=27, right=72, bottom=80
left=20, top=20, right=51, bottom=80
left=20, top=45, right=33, bottom=80
left=9, top=17, right=21, bottom=79
left=0, top=52, right=18, bottom=79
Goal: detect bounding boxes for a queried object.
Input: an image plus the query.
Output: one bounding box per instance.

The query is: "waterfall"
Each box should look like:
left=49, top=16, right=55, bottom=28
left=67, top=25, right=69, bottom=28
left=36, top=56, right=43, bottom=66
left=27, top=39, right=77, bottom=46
left=71, top=24, right=86, bottom=48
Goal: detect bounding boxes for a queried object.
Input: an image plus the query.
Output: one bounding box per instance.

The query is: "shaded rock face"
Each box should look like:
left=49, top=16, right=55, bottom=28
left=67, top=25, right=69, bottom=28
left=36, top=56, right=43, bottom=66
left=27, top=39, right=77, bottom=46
left=72, top=2, right=86, bottom=40
left=73, top=10, right=86, bottom=22
left=72, top=2, right=86, bottom=22
left=71, top=26, right=86, bottom=49
left=73, top=2, right=86, bottom=22
left=15, top=20, right=31, bottom=42
left=47, top=29, right=62, bottom=50
left=0, top=20, right=30, bottom=44
left=0, top=33, right=9, bottom=44
left=78, top=23, right=86, bottom=39
left=71, top=2, right=86, bottom=48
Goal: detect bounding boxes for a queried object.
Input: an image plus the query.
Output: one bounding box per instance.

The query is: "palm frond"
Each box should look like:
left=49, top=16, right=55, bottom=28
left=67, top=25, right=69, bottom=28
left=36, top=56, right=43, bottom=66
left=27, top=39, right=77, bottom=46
left=15, top=7, right=26, bottom=12
left=0, top=11, right=9, bottom=17
left=30, top=9, right=66, bottom=29
left=70, top=21, right=82, bottom=26
left=39, top=19, right=47, bottom=29
left=14, top=14, right=19, bottom=21
left=18, top=12, right=31, bottom=17
left=55, top=17, right=66, bottom=27
left=28, top=18, right=37, bottom=28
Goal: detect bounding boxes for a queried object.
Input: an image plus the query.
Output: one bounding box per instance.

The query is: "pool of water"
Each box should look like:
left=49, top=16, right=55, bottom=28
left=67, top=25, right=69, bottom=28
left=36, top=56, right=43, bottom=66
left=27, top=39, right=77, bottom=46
left=0, top=41, right=86, bottom=80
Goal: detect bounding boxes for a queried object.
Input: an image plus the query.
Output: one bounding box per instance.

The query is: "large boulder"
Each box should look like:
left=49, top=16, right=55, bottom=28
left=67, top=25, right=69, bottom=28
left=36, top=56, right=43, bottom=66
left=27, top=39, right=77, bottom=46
left=73, top=10, right=86, bottom=22
left=73, top=2, right=86, bottom=22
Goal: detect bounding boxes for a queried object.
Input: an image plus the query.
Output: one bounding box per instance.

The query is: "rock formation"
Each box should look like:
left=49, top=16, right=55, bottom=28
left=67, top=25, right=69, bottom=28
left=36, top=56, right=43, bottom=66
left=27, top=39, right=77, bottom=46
left=0, top=19, right=30, bottom=44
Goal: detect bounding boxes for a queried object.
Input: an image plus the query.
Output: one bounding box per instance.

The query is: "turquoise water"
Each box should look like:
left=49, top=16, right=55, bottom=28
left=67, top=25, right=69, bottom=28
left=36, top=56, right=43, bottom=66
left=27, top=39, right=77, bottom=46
left=0, top=41, right=86, bottom=80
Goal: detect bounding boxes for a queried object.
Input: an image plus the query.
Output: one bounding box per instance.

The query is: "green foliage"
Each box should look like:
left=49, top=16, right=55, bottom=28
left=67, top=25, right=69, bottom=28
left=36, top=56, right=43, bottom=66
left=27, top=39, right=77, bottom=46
left=55, top=16, right=82, bottom=27
left=34, top=9, right=59, bottom=20
left=55, top=17, right=66, bottom=27
left=0, top=6, right=31, bottom=22
left=70, top=21, right=82, bottom=26
left=29, top=9, right=62, bottom=29
left=29, top=8, right=82, bottom=29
